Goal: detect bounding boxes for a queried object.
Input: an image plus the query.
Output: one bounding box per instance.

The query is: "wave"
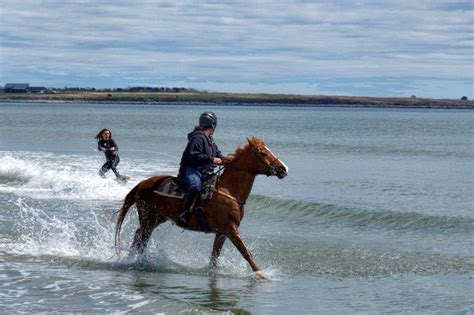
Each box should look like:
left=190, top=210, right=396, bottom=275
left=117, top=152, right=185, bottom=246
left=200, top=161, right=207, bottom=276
left=248, top=194, right=474, bottom=232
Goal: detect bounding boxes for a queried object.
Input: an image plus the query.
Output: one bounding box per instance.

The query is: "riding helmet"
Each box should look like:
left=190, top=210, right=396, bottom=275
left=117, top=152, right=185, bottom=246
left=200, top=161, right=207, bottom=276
left=199, top=111, right=218, bottom=129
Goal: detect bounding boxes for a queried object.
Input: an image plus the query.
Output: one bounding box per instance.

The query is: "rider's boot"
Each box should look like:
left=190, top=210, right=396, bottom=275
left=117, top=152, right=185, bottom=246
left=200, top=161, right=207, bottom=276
left=177, top=188, right=200, bottom=226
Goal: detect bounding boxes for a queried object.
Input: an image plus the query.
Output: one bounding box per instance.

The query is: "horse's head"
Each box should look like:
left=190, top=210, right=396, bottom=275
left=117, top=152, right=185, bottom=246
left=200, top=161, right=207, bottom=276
left=245, top=137, right=288, bottom=179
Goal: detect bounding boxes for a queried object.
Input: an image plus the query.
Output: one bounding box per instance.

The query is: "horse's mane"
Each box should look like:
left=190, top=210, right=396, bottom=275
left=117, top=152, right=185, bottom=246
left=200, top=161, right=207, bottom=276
left=234, top=136, right=264, bottom=157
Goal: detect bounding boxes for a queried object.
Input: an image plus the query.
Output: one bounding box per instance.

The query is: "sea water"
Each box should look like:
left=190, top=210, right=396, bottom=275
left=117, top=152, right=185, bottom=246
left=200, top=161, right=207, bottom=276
left=0, top=102, right=472, bottom=313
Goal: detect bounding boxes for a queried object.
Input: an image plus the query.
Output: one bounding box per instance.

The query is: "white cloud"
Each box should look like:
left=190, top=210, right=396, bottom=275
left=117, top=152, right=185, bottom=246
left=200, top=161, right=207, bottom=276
left=0, top=0, right=473, bottom=97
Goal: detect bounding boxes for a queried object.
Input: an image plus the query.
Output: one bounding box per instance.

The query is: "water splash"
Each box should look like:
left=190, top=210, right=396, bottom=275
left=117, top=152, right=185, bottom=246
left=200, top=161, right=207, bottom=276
left=5, top=196, right=270, bottom=279
left=8, top=197, right=116, bottom=262
left=0, top=152, right=131, bottom=200
left=0, top=155, right=40, bottom=185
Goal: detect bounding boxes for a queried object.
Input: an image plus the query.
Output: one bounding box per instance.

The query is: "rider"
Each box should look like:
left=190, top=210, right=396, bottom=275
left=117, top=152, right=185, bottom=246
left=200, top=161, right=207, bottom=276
left=95, top=128, right=123, bottom=179
left=177, top=111, right=225, bottom=225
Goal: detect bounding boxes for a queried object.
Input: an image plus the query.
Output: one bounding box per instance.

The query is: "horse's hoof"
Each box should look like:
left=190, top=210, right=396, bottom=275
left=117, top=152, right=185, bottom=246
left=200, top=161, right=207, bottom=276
left=255, top=271, right=271, bottom=280
left=209, top=258, right=219, bottom=269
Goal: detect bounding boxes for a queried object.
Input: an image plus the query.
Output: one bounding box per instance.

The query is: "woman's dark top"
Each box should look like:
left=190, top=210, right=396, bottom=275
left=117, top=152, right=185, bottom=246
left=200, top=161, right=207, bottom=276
left=98, top=139, right=119, bottom=161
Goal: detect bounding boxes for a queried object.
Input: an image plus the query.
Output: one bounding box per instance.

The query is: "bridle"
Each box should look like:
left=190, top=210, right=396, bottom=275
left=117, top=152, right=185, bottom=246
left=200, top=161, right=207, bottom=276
left=249, top=145, right=283, bottom=177
left=221, top=142, right=283, bottom=177
left=213, top=143, right=284, bottom=207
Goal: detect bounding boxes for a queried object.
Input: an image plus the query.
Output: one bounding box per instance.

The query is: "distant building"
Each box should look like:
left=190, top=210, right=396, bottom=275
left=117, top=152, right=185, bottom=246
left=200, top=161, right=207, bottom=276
left=3, top=83, right=48, bottom=93
left=28, top=86, right=47, bottom=93
left=4, top=83, right=29, bottom=93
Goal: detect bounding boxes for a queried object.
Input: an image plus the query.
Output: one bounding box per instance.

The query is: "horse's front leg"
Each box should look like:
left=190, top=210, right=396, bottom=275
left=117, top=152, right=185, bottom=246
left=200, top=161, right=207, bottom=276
left=227, top=228, right=270, bottom=280
left=210, top=233, right=226, bottom=268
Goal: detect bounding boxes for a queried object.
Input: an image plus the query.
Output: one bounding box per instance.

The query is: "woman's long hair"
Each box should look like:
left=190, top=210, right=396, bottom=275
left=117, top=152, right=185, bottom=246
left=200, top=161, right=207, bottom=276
left=95, top=128, right=112, bottom=140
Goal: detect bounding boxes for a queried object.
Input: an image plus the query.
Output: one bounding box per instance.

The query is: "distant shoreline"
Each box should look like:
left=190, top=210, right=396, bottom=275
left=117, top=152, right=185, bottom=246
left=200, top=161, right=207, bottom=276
left=1, top=91, right=473, bottom=109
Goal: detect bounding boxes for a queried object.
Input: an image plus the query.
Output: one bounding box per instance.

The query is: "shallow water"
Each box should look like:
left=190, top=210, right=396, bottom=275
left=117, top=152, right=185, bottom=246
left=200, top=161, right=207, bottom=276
left=0, top=102, right=473, bottom=313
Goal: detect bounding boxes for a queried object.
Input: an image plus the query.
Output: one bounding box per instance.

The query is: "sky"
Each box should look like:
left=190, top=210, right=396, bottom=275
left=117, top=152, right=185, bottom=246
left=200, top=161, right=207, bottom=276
left=0, top=0, right=473, bottom=99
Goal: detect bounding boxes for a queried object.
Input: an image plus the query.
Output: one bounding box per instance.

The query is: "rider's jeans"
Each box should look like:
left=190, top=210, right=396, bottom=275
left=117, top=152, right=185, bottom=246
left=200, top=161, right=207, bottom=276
left=181, top=167, right=209, bottom=191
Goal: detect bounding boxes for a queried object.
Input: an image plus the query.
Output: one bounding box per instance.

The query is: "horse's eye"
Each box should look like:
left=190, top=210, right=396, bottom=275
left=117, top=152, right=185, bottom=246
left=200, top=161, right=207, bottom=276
left=260, top=152, right=267, bottom=157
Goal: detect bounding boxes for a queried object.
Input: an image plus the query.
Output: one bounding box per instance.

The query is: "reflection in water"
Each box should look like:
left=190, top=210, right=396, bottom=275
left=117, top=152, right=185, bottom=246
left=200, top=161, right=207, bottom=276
left=202, top=275, right=251, bottom=314
left=127, top=270, right=259, bottom=313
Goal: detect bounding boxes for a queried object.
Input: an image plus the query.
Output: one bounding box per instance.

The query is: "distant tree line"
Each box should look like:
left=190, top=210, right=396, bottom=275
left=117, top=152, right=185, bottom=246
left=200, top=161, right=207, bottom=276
left=60, top=86, right=199, bottom=93
left=1, top=83, right=201, bottom=94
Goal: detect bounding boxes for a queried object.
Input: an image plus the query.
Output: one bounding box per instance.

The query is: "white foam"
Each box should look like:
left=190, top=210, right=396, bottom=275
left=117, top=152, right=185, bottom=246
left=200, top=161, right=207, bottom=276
left=0, top=151, right=177, bottom=201
left=0, top=155, right=40, bottom=182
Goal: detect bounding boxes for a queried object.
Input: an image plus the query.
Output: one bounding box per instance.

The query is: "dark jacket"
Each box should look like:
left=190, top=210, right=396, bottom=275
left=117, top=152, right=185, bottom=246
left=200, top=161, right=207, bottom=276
left=98, top=139, right=119, bottom=161
left=179, top=129, right=223, bottom=173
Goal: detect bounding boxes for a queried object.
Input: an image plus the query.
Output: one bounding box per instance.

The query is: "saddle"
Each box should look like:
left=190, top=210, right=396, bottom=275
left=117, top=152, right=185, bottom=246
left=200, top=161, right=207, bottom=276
left=154, top=175, right=217, bottom=200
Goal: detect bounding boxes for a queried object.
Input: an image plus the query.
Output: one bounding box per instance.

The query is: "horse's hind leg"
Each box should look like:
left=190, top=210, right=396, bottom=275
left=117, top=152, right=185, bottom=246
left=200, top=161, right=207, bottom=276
left=131, top=216, right=167, bottom=254
left=131, top=227, right=153, bottom=254
left=210, top=233, right=226, bottom=268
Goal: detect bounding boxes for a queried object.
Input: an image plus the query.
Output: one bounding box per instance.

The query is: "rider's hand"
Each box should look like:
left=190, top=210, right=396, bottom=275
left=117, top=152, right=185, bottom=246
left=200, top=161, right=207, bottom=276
left=223, top=155, right=235, bottom=164
left=213, top=157, right=223, bottom=165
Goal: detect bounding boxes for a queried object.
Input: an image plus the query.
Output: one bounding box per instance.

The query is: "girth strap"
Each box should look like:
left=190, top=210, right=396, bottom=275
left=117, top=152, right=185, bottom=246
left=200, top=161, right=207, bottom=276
left=216, top=189, right=245, bottom=207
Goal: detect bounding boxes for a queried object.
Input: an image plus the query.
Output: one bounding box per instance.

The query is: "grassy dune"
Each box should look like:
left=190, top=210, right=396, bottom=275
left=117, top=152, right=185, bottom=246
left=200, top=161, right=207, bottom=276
left=1, top=91, right=473, bottom=108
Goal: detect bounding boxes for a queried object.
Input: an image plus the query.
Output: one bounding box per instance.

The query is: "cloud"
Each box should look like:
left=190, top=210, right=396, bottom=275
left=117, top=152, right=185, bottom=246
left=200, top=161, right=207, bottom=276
left=0, top=0, right=473, bottom=97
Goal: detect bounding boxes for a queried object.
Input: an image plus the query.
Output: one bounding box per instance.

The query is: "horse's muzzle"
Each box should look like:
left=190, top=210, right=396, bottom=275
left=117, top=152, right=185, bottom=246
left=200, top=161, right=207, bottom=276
left=276, top=165, right=288, bottom=179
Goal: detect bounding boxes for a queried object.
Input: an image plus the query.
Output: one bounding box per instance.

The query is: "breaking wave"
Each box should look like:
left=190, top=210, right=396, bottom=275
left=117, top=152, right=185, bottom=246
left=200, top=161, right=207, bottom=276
left=248, top=194, right=474, bottom=232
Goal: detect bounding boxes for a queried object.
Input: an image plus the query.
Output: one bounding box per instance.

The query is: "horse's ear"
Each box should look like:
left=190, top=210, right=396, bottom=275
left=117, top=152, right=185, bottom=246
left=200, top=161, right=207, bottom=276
left=247, top=137, right=251, bottom=145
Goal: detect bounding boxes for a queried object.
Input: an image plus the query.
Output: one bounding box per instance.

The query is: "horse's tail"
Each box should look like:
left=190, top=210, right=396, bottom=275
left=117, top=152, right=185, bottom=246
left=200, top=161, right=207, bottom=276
left=115, top=183, right=140, bottom=250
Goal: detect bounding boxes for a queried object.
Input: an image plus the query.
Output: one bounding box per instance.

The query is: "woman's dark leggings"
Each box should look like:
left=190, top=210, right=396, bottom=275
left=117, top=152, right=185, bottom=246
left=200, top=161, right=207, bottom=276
left=99, top=157, right=120, bottom=177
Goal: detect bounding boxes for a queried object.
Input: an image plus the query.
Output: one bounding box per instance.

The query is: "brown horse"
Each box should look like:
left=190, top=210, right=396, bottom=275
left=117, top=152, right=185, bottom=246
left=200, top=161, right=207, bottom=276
left=115, top=137, right=288, bottom=278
